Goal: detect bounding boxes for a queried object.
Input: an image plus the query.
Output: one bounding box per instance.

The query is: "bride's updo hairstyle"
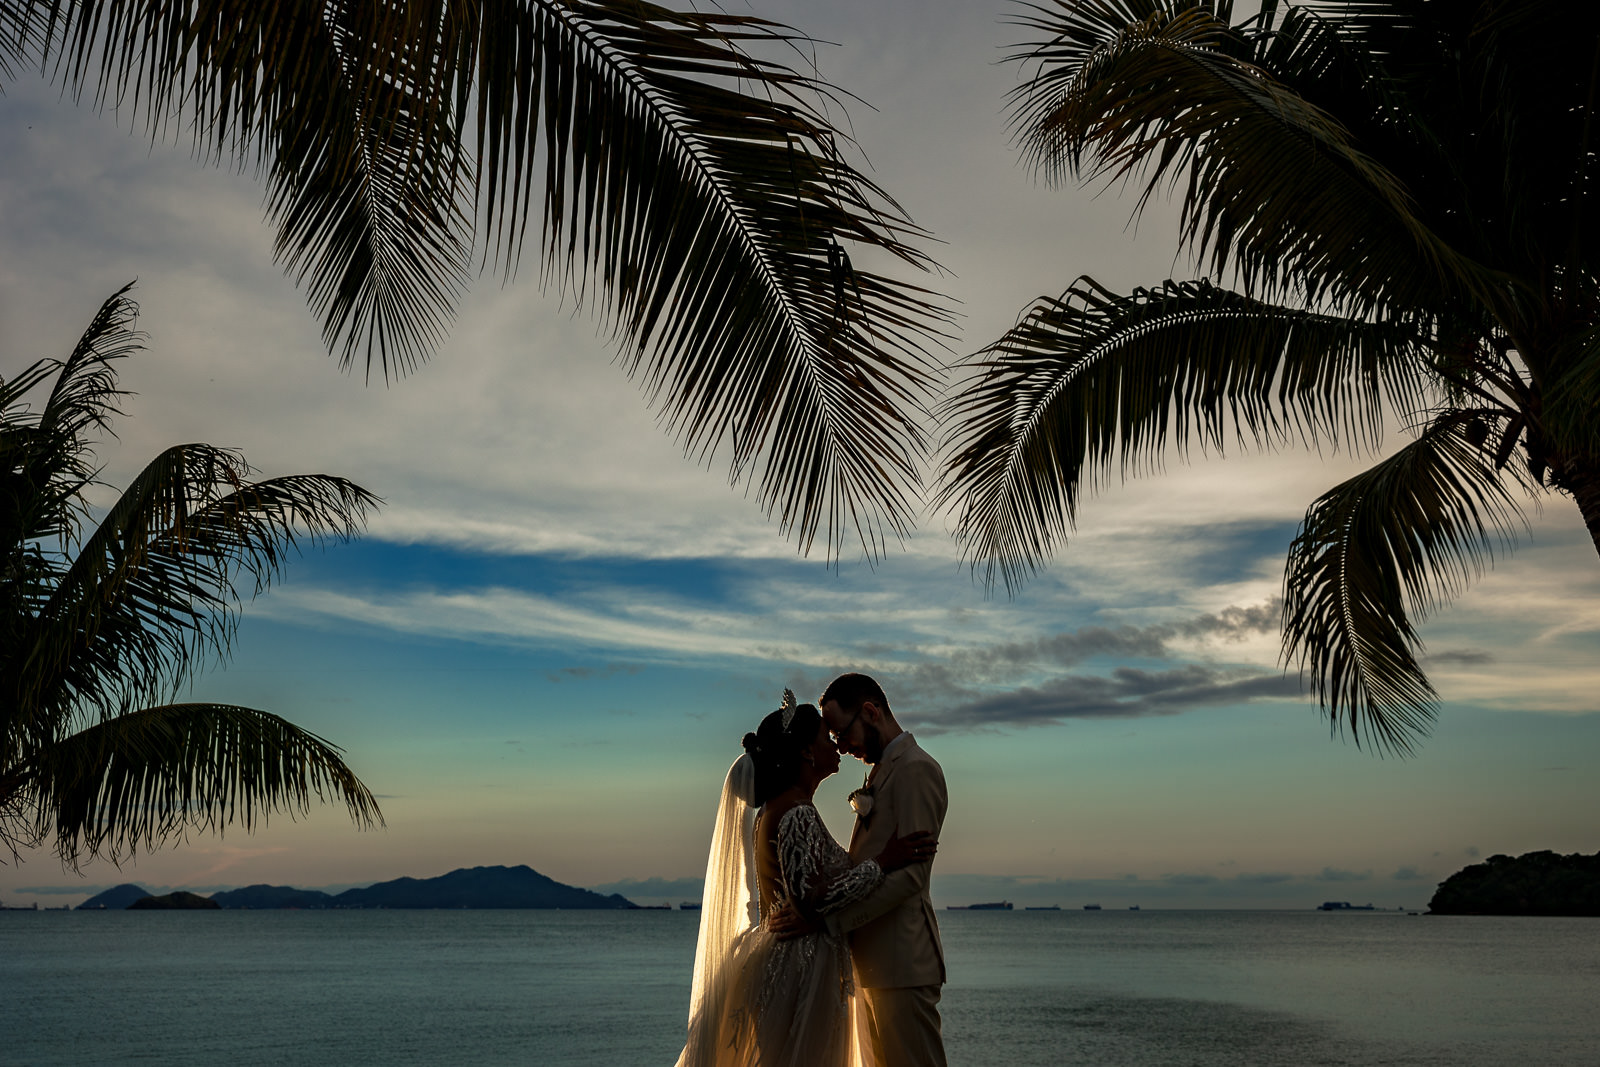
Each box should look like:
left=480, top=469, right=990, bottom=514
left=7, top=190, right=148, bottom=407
left=741, top=701, right=822, bottom=807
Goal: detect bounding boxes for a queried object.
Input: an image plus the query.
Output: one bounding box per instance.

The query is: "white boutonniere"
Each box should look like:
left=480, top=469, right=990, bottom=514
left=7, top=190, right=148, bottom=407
left=848, top=787, right=874, bottom=819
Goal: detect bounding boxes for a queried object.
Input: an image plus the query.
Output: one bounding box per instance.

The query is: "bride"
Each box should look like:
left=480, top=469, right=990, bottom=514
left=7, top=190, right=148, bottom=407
left=675, top=692, right=935, bottom=1067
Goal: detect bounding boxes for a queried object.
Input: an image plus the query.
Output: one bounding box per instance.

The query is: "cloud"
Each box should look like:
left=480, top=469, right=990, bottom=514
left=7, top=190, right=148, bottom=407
left=1391, top=867, right=1425, bottom=881
left=1163, top=873, right=1221, bottom=886
left=1425, top=649, right=1494, bottom=666
left=906, top=600, right=1283, bottom=690
left=545, top=664, right=644, bottom=684
left=925, top=665, right=1302, bottom=729
left=260, top=566, right=1297, bottom=733
left=1234, top=872, right=1295, bottom=885
left=263, top=586, right=791, bottom=663
left=1316, top=867, right=1373, bottom=883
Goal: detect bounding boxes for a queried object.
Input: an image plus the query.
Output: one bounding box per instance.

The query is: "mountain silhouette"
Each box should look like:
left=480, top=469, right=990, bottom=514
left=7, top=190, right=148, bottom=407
left=205, top=865, right=638, bottom=909
left=332, top=865, right=636, bottom=909
left=210, top=884, right=339, bottom=909
left=77, top=884, right=154, bottom=910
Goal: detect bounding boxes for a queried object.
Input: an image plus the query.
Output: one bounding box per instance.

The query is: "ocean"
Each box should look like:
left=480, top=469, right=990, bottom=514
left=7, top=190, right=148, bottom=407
left=3, top=908, right=1595, bottom=1065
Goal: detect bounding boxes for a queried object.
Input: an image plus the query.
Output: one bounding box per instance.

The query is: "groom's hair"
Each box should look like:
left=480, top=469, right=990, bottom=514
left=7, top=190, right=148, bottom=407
left=820, top=673, right=889, bottom=715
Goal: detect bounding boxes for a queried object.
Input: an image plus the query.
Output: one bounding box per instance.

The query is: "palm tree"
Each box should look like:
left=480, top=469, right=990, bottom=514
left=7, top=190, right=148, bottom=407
left=2, top=286, right=383, bottom=866
left=0, top=0, right=949, bottom=559
left=937, top=0, right=1600, bottom=753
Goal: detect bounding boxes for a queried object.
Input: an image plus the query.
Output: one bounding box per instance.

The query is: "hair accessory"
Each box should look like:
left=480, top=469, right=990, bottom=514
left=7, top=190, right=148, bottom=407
left=780, top=688, right=797, bottom=731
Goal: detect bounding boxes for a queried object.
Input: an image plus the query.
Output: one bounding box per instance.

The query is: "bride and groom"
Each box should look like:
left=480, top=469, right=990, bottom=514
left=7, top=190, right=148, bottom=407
left=675, top=673, right=949, bottom=1067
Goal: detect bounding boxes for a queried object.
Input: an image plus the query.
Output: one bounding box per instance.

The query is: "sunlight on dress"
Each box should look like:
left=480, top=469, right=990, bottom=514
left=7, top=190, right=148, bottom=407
left=676, top=758, right=877, bottom=1067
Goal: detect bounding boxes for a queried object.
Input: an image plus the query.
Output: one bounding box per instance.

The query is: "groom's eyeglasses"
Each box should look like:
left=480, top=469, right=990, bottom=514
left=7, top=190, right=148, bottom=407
left=828, top=710, right=861, bottom=746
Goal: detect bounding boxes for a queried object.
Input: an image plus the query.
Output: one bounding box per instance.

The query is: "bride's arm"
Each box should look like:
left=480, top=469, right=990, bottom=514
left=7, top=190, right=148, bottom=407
left=826, top=759, right=946, bottom=936
left=777, top=806, right=884, bottom=918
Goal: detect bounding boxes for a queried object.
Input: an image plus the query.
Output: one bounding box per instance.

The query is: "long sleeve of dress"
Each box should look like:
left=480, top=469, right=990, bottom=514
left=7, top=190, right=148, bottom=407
left=777, top=804, right=883, bottom=916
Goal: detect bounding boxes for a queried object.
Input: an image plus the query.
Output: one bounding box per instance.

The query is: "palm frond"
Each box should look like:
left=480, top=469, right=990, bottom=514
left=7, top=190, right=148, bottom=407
left=39, top=0, right=474, bottom=378
left=1, top=286, right=139, bottom=545
left=936, top=277, right=1426, bottom=590
left=26, top=702, right=381, bottom=868
left=473, top=0, right=949, bottom=556
left=33, top=0, right=949, bottom=557
left=0, top=0, right=54, bottom=78
left=1005, top=0, right=1502, bottom=316
left=1281, top=413, right=1527, bottom=754
left=1543, top=324, right=1600, bottom=463
left=260, top=2, right=475, bottom=379
left=3, top=288, right=142, bottom=682
left=38, top=284, right=141, bottom=446
left=20, top=445, right=377, bottom=724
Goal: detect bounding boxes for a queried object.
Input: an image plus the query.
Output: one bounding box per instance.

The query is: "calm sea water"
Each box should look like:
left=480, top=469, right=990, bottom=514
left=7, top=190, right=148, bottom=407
left=3, top=909, right=1596, bottom=1065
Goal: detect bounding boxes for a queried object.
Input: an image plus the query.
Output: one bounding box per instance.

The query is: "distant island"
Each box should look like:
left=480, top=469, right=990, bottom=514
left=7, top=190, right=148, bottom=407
left=81, top=866, right=641, bottom=910
left=78, top=883, right=159, bottom=910
left=128, top=891, right=220, bottom=910
left=1429, top=850, right=1600, bottom=916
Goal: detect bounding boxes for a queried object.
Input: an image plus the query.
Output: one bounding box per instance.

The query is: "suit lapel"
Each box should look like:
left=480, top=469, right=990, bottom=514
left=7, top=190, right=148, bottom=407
left=871, top=732, right=913, bottom=795
left=850, top=734, right=914, bottom=856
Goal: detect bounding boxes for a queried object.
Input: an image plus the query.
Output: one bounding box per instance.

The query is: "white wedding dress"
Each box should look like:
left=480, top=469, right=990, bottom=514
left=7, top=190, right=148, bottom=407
left=676, top=759, right=881, bottom=1067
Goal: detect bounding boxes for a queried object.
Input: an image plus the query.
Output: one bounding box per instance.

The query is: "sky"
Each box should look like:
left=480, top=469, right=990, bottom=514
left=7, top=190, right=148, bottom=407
left=2, top=0, right=1596, bottom=910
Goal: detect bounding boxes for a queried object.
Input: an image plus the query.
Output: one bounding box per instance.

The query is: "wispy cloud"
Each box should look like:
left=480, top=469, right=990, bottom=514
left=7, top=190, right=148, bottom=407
left=1425, top=649, right=1494, bottom=667
left=545, top=664, right=644, bottom=684
left=264, top=586, right=792, bottom=663
left=907, top=600, right=1282, bottom=689
left=923, top=666, right=1302, bottom=730
left=1163, top=873, right=1221, bottom=886
left=1234, top=872, right=1296, bottom=885
left=264, top=564, right=1300, bottom=732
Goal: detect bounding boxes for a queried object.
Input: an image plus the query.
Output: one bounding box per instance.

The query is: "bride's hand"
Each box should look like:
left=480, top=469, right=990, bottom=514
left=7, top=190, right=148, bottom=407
left=876, top=828, right=937, bottom=871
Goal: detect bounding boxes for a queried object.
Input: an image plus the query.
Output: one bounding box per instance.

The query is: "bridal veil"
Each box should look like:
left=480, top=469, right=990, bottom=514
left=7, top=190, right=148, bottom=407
left=675, top=754, right=759, bottom=1067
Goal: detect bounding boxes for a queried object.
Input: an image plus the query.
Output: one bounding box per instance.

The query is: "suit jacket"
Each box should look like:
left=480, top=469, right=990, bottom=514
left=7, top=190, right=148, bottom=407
left=828, top=733, right=947, bottom=989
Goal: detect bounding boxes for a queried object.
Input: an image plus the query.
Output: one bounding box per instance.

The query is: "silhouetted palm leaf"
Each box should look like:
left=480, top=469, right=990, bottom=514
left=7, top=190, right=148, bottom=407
left=0, top=0, right=51, bottom=77
left=2, top=288, right=382, bottom=862
left=29, top=703, right=381, bottom=867
left=1282, top=415, right=1528, bottom=753
left=938, top=278, right=1425, bottom=589
left=1, top=285, right=138, bottom=550
left=23, top=446, right=376, bottom=724
left=940, top=0, right=1600, bottom=751
left=26, top=0, right=949, bottom=557
left=1007, top=0, right=1503, bottom=315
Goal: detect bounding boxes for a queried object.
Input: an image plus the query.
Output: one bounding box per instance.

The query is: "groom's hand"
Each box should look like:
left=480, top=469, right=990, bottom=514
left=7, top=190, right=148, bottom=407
left=767, top=902, right=821, bottom=941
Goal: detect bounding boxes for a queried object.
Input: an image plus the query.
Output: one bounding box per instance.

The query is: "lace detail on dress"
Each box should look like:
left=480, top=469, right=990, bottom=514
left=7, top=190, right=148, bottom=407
left=775, top=804, right=883, bottom=916
left=683, top=802, right=874, bottom=1067
left=767, top=803, right=883, bottom=1009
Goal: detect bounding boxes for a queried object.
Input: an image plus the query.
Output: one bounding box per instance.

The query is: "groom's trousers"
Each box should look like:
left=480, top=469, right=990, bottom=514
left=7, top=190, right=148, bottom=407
left=861, top=985, right=948, bottom=1067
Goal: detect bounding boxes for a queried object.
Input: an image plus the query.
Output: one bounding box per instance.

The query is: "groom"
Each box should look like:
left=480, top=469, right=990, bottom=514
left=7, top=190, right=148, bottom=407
left=820, top=672, right=949, bottom=1067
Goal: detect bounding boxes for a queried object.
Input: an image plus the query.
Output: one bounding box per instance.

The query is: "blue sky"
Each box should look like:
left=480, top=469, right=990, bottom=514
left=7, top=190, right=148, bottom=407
left=3, top=0, right=1597, bottom=909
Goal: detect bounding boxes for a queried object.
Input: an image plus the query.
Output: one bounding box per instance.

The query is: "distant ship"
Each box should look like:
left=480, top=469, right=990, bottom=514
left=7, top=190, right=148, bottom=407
left=679, top=902, right=702, bottom=911
left=1317, top=901, right=1376, bottom=911
left=633, top=904, right=672, bottom=910
left=1024, top=905, right=1060, bottom=911
left=948, top=901, right=1013, bottom=910
left=1082, top=904, right=1102, bottom=911
left=1128, top=905, right=1140, bottom=911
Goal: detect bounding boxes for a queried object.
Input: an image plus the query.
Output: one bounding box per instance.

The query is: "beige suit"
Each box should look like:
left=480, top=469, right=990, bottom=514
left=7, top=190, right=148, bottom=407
left=829, top=733, right=948, bottom=1067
